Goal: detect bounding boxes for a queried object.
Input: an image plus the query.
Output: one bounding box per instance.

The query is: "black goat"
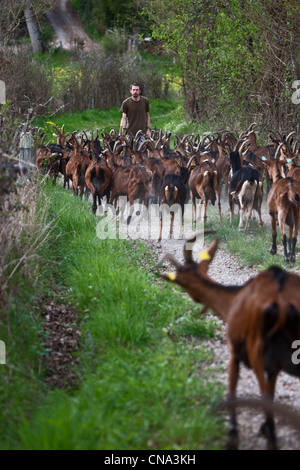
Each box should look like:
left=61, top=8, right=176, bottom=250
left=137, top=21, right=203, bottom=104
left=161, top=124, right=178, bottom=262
left=158, top=167, right=189, bottom=242
left=229, top=151, right=263, bottom=230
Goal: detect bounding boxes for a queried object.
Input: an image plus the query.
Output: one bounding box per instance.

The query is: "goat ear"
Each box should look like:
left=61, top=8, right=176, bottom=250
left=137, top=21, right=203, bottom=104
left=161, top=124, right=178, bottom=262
left=160, top=273, right=177, bottom=282
left=196, top=238, right=218, bottom=276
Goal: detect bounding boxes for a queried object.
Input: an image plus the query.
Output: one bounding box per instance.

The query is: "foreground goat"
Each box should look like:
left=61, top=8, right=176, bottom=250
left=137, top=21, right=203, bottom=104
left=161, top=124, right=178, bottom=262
left=158, top=232, right=300, bottom=450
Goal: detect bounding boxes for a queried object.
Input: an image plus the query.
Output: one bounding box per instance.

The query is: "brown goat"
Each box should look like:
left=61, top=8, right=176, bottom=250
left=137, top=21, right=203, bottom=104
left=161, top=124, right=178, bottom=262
left=65, top=142, right=92, bottom=196
left=265, top=157, right=300, bottom=262
left=158, top=231, right=300, bottom=450
left=188, top=155, right=222, bottom=226
left=85, top=156, right=112, bottom=214
left=36, top=141, right=62, bottom=185
left=106, top=145, right=155, bottom=225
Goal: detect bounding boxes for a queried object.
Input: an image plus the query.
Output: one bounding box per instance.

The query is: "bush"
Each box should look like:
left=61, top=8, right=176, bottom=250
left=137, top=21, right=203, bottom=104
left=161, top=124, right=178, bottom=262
left=0, top=31, right=166, bottom=123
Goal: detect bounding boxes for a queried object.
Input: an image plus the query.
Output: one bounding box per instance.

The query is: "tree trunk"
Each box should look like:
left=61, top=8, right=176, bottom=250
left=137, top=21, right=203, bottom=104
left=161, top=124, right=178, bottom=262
left=24, top=4, right=43, bottom=53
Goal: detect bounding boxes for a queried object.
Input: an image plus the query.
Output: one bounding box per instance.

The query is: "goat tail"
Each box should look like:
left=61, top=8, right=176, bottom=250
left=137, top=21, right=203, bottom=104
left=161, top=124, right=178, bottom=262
left=164, top=184, right=178, bottom=203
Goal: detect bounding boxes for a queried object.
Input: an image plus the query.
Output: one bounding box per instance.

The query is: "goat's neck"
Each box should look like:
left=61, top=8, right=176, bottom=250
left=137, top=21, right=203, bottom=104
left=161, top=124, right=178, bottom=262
left=270, top=168, right=283, bottom=183
left=175, top=271, right=241, bottom=322
left=106, top=153, right=118, bottom=171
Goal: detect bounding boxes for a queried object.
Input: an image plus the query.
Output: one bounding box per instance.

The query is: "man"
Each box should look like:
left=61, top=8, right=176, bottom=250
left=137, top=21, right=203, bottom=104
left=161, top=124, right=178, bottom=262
left=120, top=83, right=151, bottom=138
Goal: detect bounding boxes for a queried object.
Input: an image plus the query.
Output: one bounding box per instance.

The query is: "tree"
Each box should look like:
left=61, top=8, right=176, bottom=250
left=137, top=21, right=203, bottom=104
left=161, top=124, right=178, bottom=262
left=24, top=1, right=42, bottom=52
left=143, top=0, right=300, bottom=130
left=71, top=0, right=140, bottom=35
left=0, top=0, right=50, bottom=52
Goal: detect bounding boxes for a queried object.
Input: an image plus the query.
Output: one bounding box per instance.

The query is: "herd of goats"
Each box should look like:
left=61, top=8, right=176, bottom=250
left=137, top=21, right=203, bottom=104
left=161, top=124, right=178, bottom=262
left=36, top=122, right=300, bottom=261
left=35, top=122, right=300, bottom=450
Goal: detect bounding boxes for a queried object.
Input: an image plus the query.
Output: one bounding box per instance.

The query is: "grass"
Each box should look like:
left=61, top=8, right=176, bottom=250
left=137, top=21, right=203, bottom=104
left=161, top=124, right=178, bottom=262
left=203, top=197, right=300, bottom=273
left=0, top=179, right=56, bottom=449
left=34, top=98, right=185, bottom=144
left=1, top=180, right=226, bottom=450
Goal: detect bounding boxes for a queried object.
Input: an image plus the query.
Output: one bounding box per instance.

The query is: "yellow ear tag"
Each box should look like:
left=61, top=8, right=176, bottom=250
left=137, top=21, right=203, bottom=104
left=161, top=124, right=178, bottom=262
left=167, top=272, right=176, bottom=281
left=199, top=250, right=211, bottom=261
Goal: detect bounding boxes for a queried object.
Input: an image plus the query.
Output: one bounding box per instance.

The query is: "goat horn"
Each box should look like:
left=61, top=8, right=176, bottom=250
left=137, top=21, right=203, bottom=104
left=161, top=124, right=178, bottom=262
left=233, top=138, right=245, bottom=152
left=286, top=131, right=296, bottom=146
left=181, top=134, right=193, bottom=145
left=274, top=142, right=284, bottom=160
left=183, top=229, right=217, bottom=264
left=292, top=139, right=300, bottom=154
left=187, top=154, right=197, bottom=170
left=52, top=124, right=61, bottom=134
left=138, top=139, right=152, bottom=152
left=247, top=122, right=257, bottom=132
left=157, top=253, right=182, bottom=270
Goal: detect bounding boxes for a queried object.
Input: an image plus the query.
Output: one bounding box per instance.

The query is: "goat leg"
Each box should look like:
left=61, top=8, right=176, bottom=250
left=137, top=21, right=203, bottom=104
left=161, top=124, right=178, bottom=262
left=282, top=234, right=289, bottom=262
left=290, top=237, right=297, bottom=264
left=192, top=196, right=197, bottom=229
left=158, top=210, right=163, bottom=242
left=259, top=377, right=278, bottom=450
left=229, top=193, right=235, bottom=223
left=170, top=210, right=174, bottom=239
left=259, top=415, right=277, bottom=450
left=270, top=214, right=277, bottom=255
left=92, top=193, right=97, bottom=214
left=226, top=354, right=240, bottom=450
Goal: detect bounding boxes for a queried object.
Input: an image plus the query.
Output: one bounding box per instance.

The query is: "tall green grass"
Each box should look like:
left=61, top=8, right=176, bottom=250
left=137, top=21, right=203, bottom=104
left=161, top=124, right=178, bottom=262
left=2, top=181, right=226, bottom=450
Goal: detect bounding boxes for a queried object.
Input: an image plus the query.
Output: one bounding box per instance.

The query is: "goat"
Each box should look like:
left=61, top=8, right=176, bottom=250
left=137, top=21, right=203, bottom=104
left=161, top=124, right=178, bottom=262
left=229, top=150, right=263, bottom=230
left=264, top=155, right=300, bottom=263
left=85, top=156, right=112, bottom=214
left=216, top=151, right=231, bottom=198
left=158, top=230, right=300, bottom=450
left=188, top=155, right=222, bottom=226
left=65, top=140, right=92, bottom=197
left=241, top=127, right=271, bottom=160
left=52, top=124, right=69, bottom=148
left=142, top=138, right=183, bottom=176
left=158, top=167, right=189, bottom=242
left=106, top=145, right=155, bottom=225
left=36, top=139, right=62, bottom=185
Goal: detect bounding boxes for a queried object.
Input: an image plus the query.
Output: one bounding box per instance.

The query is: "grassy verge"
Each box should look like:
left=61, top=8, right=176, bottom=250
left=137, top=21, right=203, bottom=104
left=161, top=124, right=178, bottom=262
left=204, top=200, right=300, bottom=273
left=1, top=180, right=226, bottom=450
left=0, top=177, right=57, bottom=449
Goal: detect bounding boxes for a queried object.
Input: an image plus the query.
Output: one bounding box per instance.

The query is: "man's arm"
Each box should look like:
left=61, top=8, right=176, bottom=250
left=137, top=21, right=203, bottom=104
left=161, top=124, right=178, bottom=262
left=120, top=113, right=128, bottom=135
left=146, top=112, right=151, bottom=137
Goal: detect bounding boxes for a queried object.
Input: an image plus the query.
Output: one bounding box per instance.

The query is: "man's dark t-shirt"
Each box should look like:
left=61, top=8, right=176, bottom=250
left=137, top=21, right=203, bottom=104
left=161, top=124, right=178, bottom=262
left=120, top=96, right=149, bottom=135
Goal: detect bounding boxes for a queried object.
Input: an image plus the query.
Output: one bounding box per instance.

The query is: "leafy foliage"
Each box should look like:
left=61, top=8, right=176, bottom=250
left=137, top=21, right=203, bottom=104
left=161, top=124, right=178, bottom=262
left=71, top=0, right=143, bottom=36
left=143, top=0, right=300, bottom=130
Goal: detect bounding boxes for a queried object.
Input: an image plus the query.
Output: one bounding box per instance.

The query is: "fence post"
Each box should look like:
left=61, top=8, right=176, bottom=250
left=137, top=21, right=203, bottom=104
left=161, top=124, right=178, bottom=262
left=0, top=80, right=5, bottom=104
left=19, top=129, right=35, bottom=180
left=0, top=340, right=5, bottom=365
